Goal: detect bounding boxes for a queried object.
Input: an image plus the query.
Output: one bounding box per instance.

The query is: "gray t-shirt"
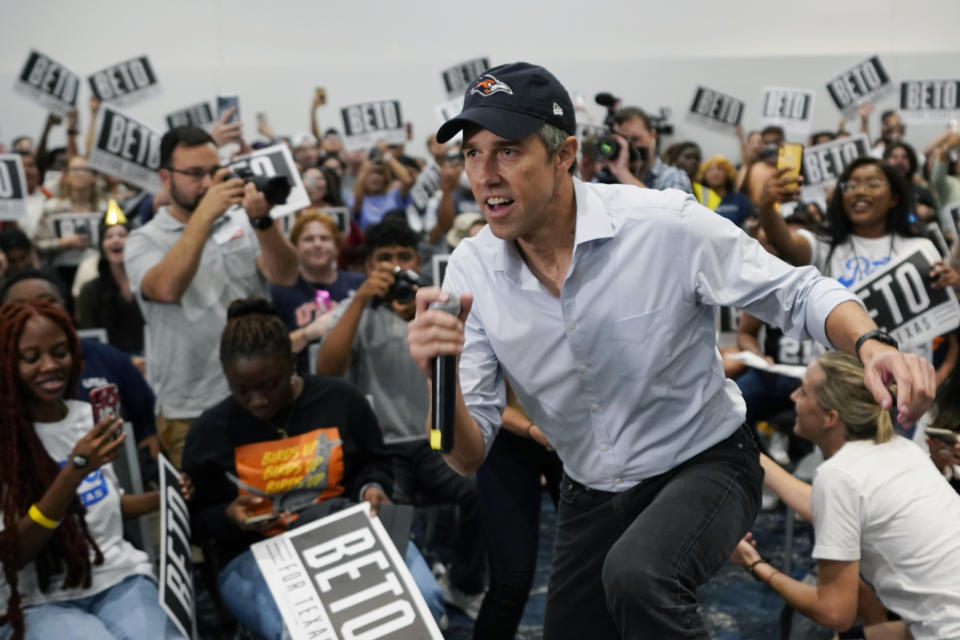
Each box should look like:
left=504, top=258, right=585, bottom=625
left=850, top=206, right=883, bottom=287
left=125, top=207, right=268, bottom=418
left=328, top=295, right=428, bottom=445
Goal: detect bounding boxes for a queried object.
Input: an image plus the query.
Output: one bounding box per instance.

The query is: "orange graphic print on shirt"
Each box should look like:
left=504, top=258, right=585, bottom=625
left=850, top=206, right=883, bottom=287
left=233, top=427, right=345, bottom=530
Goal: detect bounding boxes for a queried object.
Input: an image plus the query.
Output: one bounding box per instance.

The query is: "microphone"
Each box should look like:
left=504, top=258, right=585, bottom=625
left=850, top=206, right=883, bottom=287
left=595, top=92, right=617, bottom=108
left=428, top=297, right=461, bottom=453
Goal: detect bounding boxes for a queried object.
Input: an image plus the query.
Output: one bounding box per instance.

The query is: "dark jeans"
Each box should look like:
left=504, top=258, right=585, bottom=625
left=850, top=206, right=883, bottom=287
left=735, top=369, right=798, bottom=426
left=474, top=430, right=563, bottom=639
left=543, top=424, right=762, bottom=640
left=390, top=439, right=486, bottom=594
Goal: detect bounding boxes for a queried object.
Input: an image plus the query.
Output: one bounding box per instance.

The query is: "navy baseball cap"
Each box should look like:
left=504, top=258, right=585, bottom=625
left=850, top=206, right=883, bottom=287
left=436, top=62, right=576, bottom=144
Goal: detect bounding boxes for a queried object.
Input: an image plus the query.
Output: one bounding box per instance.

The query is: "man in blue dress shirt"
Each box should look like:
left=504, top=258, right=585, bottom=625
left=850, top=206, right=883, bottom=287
left=407, top=62, right=936, bottom=639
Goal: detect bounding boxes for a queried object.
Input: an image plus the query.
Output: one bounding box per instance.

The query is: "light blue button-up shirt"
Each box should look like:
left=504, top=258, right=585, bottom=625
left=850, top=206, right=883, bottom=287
left=443, top=179, right=859, bottom=491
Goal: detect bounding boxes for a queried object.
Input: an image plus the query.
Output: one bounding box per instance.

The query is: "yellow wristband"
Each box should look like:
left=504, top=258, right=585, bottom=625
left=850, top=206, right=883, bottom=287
left=28, top=504, right=60, bottom=530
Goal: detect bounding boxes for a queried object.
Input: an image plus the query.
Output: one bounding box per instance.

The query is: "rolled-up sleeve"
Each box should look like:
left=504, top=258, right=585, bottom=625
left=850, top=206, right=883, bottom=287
left=442, top=252, right=505, bottom=456
left=678, top=196, right=861, bottom=348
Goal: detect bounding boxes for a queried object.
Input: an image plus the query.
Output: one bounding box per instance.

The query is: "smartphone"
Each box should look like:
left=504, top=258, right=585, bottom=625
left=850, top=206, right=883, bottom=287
left=256, top=112, right=266, bottom=125
left=217, top=95, right=241, bottom=124
left=926, top=428, right=959, bottom=444
left=315, top=87, right=326, bottom=106
left=245, top=512, right=280, bottom=525
left=777, top=143, right=804, bottom=182
left=89, top=384, right=121, bottom=440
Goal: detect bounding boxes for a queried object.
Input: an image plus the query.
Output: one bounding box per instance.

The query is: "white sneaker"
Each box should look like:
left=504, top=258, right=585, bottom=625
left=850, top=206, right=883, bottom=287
left=437, top=572, right=484, bottom=620
left=768, top=431, right=790, bottom=466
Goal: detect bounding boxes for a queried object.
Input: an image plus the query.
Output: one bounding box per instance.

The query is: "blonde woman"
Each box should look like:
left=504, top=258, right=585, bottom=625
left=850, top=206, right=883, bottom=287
left=731, top=352, right=960, bottom=639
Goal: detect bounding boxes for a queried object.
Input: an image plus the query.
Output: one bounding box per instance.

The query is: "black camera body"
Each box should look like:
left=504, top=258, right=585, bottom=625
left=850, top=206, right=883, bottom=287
left=232, top=167, right=291, bottom=206
left=372, top=266, right=420, bottom=308
left=596, top=136, right=647, bottom=165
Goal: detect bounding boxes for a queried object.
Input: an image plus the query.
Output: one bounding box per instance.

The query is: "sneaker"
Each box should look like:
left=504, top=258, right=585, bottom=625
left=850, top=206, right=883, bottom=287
left=768, top=431, right=790, bottom=466
left=437, top=572, right=484, bottom=620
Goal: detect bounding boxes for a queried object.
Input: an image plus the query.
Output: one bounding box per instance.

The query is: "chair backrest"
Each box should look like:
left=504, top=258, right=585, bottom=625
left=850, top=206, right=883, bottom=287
left=113, top=421, right=156, bottom=564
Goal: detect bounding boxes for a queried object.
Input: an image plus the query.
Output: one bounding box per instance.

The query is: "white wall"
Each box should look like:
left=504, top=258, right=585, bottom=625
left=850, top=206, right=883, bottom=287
left=2, top=0, right=959, bottom=159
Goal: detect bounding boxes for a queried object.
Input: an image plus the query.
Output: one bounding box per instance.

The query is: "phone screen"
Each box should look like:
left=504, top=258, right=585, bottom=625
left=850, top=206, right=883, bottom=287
left=777, top=143, right=804, bottom=182
left=217, top=95, right=240, bottom=123
left=90, top=384, right=122, bottom=440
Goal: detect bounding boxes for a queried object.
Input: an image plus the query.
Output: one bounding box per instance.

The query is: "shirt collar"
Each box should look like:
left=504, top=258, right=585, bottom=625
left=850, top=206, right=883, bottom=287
left=491, top=178, right=616, bottom=280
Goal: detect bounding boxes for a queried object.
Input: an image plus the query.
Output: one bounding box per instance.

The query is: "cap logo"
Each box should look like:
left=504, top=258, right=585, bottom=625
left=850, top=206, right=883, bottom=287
left=553, top=102, right=564, bottom=116
left=470, top=74, right=513, bottom=97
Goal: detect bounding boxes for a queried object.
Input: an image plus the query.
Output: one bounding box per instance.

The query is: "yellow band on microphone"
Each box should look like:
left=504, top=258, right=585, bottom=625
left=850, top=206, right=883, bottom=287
left=28, top=504, right=60, bottom=530
left=430, top=429, right=443, bottom=450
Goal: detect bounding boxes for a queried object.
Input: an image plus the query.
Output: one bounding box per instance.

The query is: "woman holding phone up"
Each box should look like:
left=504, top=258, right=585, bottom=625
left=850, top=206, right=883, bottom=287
left=0, top=300, right=181, bottom=640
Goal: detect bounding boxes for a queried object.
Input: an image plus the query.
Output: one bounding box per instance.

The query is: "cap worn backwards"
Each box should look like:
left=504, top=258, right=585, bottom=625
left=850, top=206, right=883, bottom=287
left=436, top=62, right=576, bottom=144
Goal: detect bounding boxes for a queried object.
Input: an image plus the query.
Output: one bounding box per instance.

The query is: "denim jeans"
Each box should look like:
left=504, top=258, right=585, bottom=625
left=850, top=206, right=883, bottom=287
left=218, top=541, right=445, bottom=639
left=474, top=430, right=562, bottom=639
left=0, top=574, right=184, bottom=640
left=542, top=424, right=763, bottom=640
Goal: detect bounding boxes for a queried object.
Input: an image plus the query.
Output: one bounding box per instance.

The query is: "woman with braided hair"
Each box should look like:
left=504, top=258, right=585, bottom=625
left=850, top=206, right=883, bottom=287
left=731, top=352, right=960, bottom=639
left=0, top=300, right=183, bottom=640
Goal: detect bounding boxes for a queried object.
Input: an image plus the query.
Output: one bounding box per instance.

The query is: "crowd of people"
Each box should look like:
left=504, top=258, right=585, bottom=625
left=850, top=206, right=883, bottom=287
left=1, top=57, right=960, bottom=640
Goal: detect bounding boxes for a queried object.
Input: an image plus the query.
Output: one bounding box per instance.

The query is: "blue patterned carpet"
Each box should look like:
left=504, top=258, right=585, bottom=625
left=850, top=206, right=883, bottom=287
left=444, top=494, right=817, bottom=640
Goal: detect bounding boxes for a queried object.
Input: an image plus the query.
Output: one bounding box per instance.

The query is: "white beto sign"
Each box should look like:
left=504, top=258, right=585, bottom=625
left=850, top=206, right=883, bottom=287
left=165, top=102, right=215, bottom=129
left=340, top=100, right=406, bottom=152
left=12, top=50, right=80, bottom=115
left=760, top=87, right=815, bottom=136
left=227, top=144, right=310, bottom=219
left=825, top=55, right=894, bottom=116
left=158, top=455, right=196, bottom=640
left=854, top=250, right=960, bottom=349
left=251, top=503, right=443, bottom=640
left=87, top=55, right=160, bottom=107
left=688, top=86, right=744, bottom=131
left=801, top=134, right=870, bottom=188
left=87, top=104, right=162, bottom=193
left=441, top=57, right=490, bottom=97
left=0, top=154, right=28, bottom=221
left=899, top=79, right=960, bottom=123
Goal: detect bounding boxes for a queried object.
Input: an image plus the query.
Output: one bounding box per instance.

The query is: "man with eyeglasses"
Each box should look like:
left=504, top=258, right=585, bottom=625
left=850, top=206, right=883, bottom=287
left=125, top=126, right=298, bottom=467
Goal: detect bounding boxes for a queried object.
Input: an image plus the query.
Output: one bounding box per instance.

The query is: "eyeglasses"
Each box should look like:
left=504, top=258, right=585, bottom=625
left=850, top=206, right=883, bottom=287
left=839, top=179, right=887, bottom=193
left=167, top=166, right=222, bottom=180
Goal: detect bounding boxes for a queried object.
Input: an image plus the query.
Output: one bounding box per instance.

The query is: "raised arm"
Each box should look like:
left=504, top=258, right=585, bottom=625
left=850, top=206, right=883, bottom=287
left=756, top=168, right=813, bottom=266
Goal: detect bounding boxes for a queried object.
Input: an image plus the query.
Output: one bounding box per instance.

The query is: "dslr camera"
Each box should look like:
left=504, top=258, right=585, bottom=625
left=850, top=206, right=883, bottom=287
left=231, top=167, right=292, bottom=206
left=372, top=266, right=420, bottom=308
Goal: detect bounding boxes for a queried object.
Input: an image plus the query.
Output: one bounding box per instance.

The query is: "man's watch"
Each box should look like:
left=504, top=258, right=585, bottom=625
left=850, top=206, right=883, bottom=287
left=854, top=329, right=898, bottom=364
left=71, top=454, right=89, bottom=470
left=251, top=216, right=274, bottom=231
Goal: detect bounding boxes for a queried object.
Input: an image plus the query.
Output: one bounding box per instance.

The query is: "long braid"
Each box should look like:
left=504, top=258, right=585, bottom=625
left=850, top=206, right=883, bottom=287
left=0, top=302, right=103, bottom=640
left=220, top=297, right=292, bottom=365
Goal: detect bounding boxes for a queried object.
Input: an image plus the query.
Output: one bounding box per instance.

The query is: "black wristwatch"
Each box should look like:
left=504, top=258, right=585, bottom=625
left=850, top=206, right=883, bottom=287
left=251, top=216, right=274, bottom=231
left=71, top=454, right=89, bottom=470
left=854, top=329, right=898, bottom=364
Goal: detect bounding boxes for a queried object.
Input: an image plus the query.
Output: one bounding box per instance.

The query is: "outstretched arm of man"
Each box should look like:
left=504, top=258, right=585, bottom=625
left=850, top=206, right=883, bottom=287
left=824, top=300, right=936, bottom=425
left=408, top=287, right=487, bottom=475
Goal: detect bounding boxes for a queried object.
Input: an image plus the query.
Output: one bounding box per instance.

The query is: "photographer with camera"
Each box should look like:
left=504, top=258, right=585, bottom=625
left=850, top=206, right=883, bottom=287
left=598, top=106, right=692, bottom=193
left=351, top=139, right=415, bottom=230
left=124, top=126, right=298, bottom=467
left=316, top=219, right=487, bottom=619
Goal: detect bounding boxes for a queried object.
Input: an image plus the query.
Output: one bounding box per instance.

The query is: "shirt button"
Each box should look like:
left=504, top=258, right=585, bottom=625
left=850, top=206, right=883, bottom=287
left=614, top=477, right=622, bottom=484
left=600, top=444, right=609, bottom=452
left=579, top=365, right=587, bottom=373
left=591, top=404, right=599, bottom=412
left=568, top=322, right=576, bottom=329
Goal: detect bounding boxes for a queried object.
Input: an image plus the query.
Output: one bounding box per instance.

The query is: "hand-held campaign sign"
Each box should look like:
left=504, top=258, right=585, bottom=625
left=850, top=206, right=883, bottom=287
left=158, top=454, right=196, bottom=640
left=761, top=87, right=815, bottom=136
left=441, top=57, right=490, bottom=97
left=340, top=101, right=405, bottom=152
left=252, top=502, right=442, bottom=640
left=826, top=56, right=894, bottom=116
left=165, top=102, right=215, bottom=130
left=87, top=104, right=162, bottom=193
left=801, top=134, right=870, bottom=188
left=899, top=79, right=960, bottom=123
left=227, top=144, right=310, bottom=219
left=87, top=55, right=160, bottom=108
left=13, top=50, right=80, bottom=115
left=688, top=86, right=744, bottom=131
left=0, top=155, right=28, bottom=221
left=854, top=250, right=960, bottom=349
left=277, top=206, right=351, bottom=237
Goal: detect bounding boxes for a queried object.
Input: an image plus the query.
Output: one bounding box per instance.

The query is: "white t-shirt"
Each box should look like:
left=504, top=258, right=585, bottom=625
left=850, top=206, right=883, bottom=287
left=812, top=436, right=960, bottom=639
left=796, top=231, right=940, bottom=361
left=0, top=401, right=154, bottom=614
